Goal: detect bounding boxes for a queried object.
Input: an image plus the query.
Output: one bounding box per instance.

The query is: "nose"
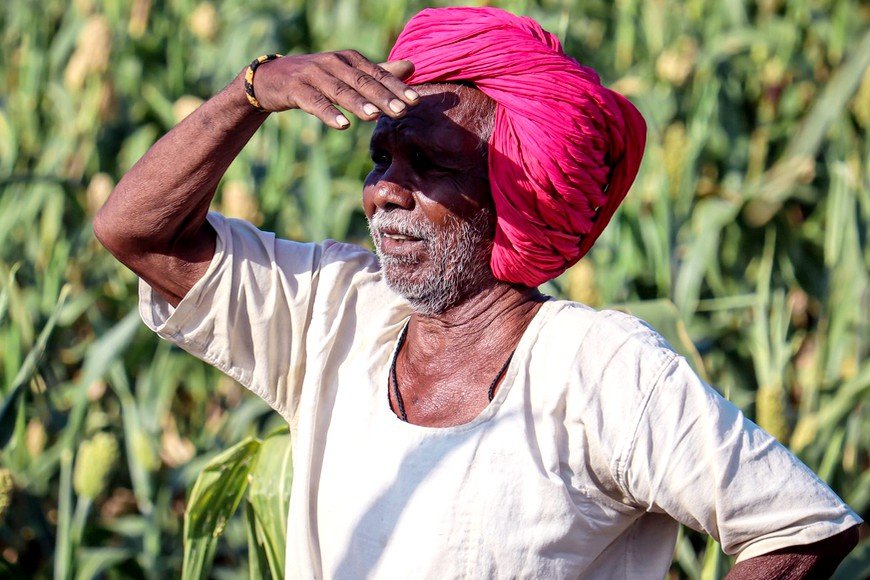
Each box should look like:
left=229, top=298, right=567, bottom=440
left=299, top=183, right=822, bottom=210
left=371, top=171, right=415, bottom=212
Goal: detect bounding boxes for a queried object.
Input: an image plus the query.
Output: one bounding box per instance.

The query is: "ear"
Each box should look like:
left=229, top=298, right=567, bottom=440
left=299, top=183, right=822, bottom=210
left=378, top=60, right=415, bottom=81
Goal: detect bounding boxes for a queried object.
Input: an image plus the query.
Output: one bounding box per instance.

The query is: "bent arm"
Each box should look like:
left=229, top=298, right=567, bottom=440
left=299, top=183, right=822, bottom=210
left=95, top=53, right=417, bottom=306
left=726, top=525, right=860, bottom=579
left=94, top=72, right=265, bottom=306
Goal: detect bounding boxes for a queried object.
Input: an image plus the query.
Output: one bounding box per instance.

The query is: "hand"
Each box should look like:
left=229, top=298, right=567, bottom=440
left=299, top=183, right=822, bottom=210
left=251, top=51, right=418, bottom=129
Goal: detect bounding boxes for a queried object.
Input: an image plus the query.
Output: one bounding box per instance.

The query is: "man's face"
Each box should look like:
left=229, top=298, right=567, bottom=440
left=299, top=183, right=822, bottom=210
left=363, top=84, right=497, bottom=314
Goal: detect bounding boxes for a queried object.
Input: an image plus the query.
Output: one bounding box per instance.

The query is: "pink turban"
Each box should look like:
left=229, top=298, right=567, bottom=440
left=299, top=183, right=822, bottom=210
left=389, top=7, right=646, bottom=287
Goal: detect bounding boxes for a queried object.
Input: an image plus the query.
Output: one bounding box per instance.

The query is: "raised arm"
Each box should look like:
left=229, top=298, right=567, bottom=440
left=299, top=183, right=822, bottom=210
left=94, top=52, right=416, bottom=306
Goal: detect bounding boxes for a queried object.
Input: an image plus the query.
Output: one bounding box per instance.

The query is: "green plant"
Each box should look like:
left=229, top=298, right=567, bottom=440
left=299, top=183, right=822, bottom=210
left=183, top=427, right=291, bottom=580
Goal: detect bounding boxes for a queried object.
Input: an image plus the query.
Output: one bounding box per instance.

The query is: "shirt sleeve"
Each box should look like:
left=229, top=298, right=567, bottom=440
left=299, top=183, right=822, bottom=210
left=138, top=212, right=326, bottom=424
left=615, top=354, right=862, bottom=562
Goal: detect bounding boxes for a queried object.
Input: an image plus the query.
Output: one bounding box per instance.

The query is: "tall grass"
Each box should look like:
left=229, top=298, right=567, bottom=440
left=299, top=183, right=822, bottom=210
left=0, top=0, right=867, bottom=577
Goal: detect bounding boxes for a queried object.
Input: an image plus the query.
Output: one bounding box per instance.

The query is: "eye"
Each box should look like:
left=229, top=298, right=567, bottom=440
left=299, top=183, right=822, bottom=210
left=412, top=151, right=449, bottom=173
left=370, top=149, right=390, bottom=166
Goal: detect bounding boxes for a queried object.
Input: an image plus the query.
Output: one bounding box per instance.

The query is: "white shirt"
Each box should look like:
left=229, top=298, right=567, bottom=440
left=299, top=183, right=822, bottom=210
left=140, top=213, right=860, bottom=579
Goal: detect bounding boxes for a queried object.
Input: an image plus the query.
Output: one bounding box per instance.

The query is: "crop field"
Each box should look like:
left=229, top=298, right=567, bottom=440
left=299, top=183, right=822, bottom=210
left=0, top=0, right=867, bottom=578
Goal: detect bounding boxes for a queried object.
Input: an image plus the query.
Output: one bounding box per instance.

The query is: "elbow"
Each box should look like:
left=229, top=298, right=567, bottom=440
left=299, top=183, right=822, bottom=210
left=93, top=201, right=124, bottom=258
left=92, top=191, right=148, bottom=264
left=92, top=205, right=111, bottom=250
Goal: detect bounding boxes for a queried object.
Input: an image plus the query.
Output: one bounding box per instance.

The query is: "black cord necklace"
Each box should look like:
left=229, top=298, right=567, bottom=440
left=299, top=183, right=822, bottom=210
left=389, top=324, right=516, bottom=423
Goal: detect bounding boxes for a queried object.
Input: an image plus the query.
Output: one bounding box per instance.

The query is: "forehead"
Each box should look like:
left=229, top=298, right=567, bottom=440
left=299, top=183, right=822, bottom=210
left=370, top=84, right=490, bottom=156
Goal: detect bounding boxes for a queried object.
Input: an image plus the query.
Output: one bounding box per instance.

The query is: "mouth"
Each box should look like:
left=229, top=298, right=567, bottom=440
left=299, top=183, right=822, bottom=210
left=376, top=228, right=427, bottom=256
left=381, top=230, right=422, bottom=242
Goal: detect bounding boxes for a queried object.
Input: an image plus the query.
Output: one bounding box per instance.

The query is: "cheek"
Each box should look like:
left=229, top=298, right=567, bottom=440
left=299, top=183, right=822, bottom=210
left=429, top=176, right=492, bottom=219
left=362, top=172, right=380, bottom=218
left=361, top=187, right=376, bottom=219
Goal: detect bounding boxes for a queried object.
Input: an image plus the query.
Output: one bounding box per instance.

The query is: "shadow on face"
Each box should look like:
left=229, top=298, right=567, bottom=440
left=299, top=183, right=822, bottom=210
left=366, top=83, right=497, bottom=219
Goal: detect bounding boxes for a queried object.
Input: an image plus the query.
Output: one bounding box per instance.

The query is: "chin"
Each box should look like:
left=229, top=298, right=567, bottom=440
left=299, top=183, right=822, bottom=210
left=382, top=260, right=495, bottom=316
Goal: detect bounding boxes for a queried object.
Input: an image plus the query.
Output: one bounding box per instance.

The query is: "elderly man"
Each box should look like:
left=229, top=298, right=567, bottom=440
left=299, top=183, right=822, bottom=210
left=95, top=7, right=859, bottom=579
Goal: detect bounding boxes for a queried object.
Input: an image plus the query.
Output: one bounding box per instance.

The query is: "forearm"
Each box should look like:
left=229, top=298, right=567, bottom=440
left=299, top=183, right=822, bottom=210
left=95, top=71, right=265, bottom=258
left=725, top=526, right=859, bottom=580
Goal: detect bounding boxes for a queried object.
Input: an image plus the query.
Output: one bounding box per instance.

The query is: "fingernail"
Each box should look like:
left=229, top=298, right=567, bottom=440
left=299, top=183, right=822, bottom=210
left=363, top=103, right=379, bottom=116
left=389, top=99, right=406, bottom=114
left=336, top=114, right=350, bottom=127
left=404, top=89, right=419, bottom=101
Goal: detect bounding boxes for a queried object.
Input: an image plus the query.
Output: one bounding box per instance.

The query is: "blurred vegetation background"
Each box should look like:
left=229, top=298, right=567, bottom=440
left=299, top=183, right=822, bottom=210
left=0, top=0, right=867, bottom=577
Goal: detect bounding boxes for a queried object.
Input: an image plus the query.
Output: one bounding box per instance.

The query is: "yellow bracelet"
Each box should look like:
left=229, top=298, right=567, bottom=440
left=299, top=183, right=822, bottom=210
left=244, top=54, right=283, bottom=111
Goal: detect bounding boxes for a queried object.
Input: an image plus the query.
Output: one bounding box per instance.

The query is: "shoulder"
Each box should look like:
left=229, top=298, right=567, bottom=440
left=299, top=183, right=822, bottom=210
left=536, top=300, right=679, bottom=383
left=534, top=301, right=685, bottom=446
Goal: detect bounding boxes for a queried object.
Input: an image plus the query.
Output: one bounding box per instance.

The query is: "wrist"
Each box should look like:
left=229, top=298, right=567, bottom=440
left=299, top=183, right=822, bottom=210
left=219, top=70, right=271, bottom=120
left=243, top=53, right=283, bottom=111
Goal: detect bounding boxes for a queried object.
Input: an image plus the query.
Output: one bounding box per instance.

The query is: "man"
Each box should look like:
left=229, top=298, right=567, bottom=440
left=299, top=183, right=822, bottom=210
left=95, top=7, right=860, bottom=579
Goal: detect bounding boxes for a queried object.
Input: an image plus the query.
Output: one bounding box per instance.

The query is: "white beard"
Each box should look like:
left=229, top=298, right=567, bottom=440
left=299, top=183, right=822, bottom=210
left=367, top=209, right=495, bottom=315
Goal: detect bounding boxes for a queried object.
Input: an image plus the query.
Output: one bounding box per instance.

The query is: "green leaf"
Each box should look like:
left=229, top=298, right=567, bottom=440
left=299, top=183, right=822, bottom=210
left=247, top=427, right=292, bottom=579
left=0, top=284, right=69, bottom=448
left=108, top=364, right=156, bottom=515
left=699, top=536, right=730, bottom=580
left=58, top=310, right=142, bottom=452
left=182, top=438, right=262, bottom=580
left=674, top=527, right=701, bottom=580
left=743, top=28, right=870, bottom=219
left=245, top=501, right=271, bottom=579
left=74, top=547, right=133, bottom=580
left=53, top=449, right=73, bottom=580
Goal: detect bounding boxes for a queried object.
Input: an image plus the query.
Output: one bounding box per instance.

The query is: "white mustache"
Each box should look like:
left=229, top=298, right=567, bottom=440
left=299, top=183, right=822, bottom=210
left=369, top=211, right=433, bottom=241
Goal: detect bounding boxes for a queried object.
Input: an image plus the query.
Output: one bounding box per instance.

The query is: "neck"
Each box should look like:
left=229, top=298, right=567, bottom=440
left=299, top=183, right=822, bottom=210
left=392, top=281, right=546, bottom=426
left=405, top=281, right=545, bottom=360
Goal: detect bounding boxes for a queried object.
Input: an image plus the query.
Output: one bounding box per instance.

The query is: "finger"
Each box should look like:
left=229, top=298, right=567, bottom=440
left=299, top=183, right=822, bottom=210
left=326, top=67, right=409, bottom=118
left=363, top=59, right=420, bottom=105
left=318, top=76, right=382, bottom=121
left=333, top=51, right=419, bottom=107
left=294, top=83, right=350, bottom=130
left=378, top=60, right=415, bottom=81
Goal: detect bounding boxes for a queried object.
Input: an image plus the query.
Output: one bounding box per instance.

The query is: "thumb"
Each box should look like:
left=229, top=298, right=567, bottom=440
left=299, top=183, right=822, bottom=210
left=378, top=59, right=415, bottom=80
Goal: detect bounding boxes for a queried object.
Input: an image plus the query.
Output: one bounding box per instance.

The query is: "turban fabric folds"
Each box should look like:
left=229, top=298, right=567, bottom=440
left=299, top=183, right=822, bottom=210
left=389, top=7, right=647, bottom=287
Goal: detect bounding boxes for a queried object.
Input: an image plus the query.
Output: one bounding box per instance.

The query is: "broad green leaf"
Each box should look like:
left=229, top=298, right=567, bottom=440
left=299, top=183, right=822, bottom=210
left=182, top=438, right=262, bottom=580
left=247, top=427, right=292, bottom=579
left=245, top=501, right=271, bottom=579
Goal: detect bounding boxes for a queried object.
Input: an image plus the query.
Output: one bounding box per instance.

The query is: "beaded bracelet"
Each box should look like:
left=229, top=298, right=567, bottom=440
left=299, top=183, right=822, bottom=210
left=244, top=54, right=283, bottom=111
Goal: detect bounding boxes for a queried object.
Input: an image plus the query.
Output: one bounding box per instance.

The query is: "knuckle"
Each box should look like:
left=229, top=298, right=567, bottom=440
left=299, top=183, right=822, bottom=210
left=314, top=99, right=335, bottom=115
left=321, top=52, right=346, bottom=67
left=370, top=66, right=391, bottom=81
left=331, top=80, right=353, bottom=98
left=339, top=49, right=364, bottom=63
left=353, top=71, right=377, bottom=88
